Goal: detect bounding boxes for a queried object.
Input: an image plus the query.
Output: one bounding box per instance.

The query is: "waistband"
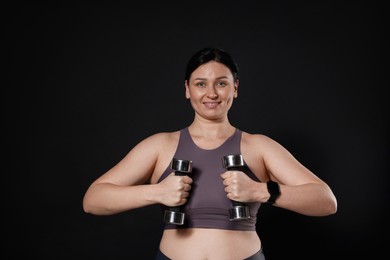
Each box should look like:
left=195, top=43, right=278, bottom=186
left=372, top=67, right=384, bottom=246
left=163, top=207, right=257, bottom=231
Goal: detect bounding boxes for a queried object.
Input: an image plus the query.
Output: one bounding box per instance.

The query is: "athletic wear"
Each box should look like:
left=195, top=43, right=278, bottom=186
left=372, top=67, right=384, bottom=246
left=158, top=127, right=262, bottom=231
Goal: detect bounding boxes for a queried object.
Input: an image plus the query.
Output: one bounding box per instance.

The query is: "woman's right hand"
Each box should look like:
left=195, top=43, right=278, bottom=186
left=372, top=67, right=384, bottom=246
left=157, top=172, right=193, bottom=207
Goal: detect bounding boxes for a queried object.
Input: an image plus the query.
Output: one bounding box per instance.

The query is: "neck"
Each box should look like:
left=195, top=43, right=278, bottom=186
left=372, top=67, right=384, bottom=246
left=188, top=116, right=235, bottom=138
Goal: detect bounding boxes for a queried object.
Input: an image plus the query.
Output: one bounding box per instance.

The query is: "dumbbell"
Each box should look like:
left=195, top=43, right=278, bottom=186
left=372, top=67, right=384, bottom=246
left=163, top=158, right=193, bottom=225
left=222, top=154, right=251, bottom=221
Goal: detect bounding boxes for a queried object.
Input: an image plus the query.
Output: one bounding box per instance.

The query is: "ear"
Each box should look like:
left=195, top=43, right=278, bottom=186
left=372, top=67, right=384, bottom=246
left=185, top=80, right=190, bottom=99
left=234, top=80, right=239, bottom=98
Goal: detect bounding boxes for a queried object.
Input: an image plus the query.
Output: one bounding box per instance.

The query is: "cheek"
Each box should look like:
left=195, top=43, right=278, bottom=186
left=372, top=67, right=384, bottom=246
left=186, top=87, right=203, bottom=99
left=217, top=89, right=233, bottom=99
left=190, top=89, right=204, bottom=97
left=225, top=93, right=237, bottom=105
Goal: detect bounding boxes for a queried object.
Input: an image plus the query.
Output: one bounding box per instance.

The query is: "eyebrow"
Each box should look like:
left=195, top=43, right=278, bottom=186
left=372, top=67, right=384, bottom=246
left=193, top=76, right=229, bottom=80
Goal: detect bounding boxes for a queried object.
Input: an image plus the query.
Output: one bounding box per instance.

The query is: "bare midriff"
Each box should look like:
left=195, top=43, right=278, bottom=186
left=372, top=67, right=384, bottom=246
left=159, top=228, right=261, bottom=259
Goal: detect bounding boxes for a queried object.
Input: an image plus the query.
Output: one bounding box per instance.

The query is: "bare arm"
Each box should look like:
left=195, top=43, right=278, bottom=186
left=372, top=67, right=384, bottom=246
left=260, top=135, right=337, bottom=216
left=223, top=134, right=337, bottom=216
left=82, top=133, right=192, bottom=215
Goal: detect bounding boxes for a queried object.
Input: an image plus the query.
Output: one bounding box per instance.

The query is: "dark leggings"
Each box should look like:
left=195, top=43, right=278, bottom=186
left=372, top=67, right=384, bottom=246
left=155, top=248, right=265, bottom=260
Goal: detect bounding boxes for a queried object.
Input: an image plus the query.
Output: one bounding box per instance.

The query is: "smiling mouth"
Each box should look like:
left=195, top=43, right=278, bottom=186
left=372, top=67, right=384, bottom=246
left=203, top=102, right=220, bottom=108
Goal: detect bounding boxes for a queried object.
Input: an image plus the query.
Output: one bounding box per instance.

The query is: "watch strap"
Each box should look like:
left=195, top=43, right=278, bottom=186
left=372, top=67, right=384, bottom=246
left=266, top=181, right=281, bottom=205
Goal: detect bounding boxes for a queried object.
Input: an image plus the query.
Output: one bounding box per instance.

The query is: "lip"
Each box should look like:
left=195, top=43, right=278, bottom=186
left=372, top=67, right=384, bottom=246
left=203, top=101, right=221, bottom=108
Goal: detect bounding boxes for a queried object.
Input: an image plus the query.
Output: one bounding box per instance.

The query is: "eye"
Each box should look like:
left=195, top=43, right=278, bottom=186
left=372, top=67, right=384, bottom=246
left=216, top=81, right=227, bottom=87
left=195, top=81, right=206, bottom=87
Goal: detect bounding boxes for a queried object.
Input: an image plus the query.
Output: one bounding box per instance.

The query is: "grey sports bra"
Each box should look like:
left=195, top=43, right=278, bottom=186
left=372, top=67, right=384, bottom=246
left=158, top=127, right=262, bottom=231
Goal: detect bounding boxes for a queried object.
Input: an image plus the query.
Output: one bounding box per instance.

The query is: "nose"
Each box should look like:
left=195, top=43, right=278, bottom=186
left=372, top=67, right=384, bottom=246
left=206, top=86, right=218, bottom=98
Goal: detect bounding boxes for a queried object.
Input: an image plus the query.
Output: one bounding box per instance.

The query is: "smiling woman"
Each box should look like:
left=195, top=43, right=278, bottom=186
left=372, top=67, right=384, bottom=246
left=82, top=47, right=337, bottom=259
left=185, top=61, right=238, bottom=121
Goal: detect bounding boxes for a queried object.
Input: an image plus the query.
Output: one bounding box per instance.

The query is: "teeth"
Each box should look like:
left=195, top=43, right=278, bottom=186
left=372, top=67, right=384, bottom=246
left=204, top=102, right=218, bottom=108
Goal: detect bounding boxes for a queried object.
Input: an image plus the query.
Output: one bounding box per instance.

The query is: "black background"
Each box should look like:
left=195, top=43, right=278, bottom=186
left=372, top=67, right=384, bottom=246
left=3, top=2, right=388, bottom=259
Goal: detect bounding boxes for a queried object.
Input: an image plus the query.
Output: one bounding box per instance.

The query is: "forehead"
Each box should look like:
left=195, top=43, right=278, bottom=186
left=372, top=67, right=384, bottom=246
left=190, top=61, right=233, bottom=79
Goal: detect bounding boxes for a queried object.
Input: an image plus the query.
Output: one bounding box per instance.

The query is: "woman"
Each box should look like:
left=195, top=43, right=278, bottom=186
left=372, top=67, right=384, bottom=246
left=83, top=47, right=337, bottom=259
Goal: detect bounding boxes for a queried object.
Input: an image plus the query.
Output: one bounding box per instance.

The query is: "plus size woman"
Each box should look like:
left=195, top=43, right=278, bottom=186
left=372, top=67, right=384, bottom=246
left=83, top=47, right=337, bottom=259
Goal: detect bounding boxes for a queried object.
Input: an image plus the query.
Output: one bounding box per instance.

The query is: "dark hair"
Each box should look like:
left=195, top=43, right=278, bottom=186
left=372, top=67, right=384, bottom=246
left=185, top=47, right=239, bottom=82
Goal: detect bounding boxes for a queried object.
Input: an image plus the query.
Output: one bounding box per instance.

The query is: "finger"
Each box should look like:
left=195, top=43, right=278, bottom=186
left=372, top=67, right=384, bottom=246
left=220, top=171, right=231, bottom=179
left=177, top=198, right=187, bottom=206
left=222, top=178, right=230, bottom=186
left=185, top=176, right=193, bottom=184
left=180, top=184, right=190, bottom=192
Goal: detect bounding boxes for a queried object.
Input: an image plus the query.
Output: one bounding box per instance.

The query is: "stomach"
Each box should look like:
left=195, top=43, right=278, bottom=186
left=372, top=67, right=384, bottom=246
left=159, top=228, right=261, bottom=259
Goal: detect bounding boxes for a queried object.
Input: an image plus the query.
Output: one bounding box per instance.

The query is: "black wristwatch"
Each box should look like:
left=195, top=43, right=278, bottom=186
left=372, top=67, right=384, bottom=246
left=266, top=181, right=281, bottom=205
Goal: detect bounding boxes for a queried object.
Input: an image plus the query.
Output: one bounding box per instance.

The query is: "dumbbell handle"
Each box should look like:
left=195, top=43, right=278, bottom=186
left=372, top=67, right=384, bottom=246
left=163, top=158, right=192, bottom=225
left=167, top=170, right=187, bottom=212
left=226, top=166, right=247, bottom=208
left=222, top=154, right=251, bottom=221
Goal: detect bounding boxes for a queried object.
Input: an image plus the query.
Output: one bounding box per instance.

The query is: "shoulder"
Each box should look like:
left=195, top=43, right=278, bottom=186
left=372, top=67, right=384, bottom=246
left=241, top=131, right=276, bottom=146
left=139, top=130, right=180, bottom=148
left=240, top=130, right=287, bottom=155
left=126, top=130, right=181, bottom=163
left=240, top=130, right=301, bottom=171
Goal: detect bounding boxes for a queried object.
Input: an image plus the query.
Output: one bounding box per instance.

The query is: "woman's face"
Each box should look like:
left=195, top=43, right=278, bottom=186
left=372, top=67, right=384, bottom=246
left=185, top=61, right=238, bottom=121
